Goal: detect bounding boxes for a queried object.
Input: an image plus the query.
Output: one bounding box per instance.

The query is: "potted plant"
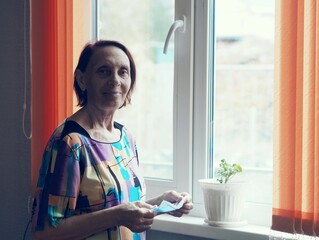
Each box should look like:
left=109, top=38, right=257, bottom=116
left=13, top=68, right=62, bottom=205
left=198, top=159, right=248, bottom=227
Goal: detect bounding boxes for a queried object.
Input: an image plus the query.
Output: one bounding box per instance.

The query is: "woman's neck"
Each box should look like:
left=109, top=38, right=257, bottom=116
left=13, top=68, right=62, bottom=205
left=84, top=106, right=114, bottom=131
left=69, top=105, right=121, bottom=142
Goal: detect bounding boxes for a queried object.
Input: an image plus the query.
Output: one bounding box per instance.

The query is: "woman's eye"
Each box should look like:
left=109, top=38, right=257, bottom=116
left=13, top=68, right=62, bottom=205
left=98, top=68, right=111, bottom=75
left=119, top=68, right=129, bottom=77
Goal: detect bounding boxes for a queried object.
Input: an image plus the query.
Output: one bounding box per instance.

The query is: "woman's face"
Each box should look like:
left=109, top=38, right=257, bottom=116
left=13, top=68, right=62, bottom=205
left=79, top=46, right=132, bottom=111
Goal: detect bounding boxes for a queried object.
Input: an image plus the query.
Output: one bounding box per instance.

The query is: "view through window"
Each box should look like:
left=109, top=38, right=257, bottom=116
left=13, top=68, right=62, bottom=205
left=213, top=0, right=275, bottom=206
left=97, top=0, right=175, bottom=180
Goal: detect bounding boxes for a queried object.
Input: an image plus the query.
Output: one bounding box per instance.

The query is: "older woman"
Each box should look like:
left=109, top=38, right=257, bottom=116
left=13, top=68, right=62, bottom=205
left=32, top=40, right=193, bottom=240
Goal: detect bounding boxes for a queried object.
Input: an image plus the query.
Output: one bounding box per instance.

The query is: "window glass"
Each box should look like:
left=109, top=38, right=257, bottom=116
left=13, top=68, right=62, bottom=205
left=97, top=0, right=175, bottom=180
left=213, top=0, right=275, bottom=205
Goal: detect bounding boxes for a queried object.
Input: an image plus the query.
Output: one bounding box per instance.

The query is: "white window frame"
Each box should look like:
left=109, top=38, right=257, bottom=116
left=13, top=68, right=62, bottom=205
left=193, top=0, right=272, bottom=226
left=145, top=0, right=212, bottom=219
left=191, top=0, right=211, bottom=217
left=146, top=0, right=272, bottom=227
left=144, top=0, right=195, bottom=200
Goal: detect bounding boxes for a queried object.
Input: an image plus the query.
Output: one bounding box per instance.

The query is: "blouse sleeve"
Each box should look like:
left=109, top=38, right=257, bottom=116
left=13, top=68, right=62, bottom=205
left=34, top=135, right=81, bottom=230
left=47, top=136, right=81, bottom=227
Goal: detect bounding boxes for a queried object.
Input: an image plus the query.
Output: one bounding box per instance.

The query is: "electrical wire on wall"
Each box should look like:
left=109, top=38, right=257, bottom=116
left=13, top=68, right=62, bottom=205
left=22, top=1, right=32, bottom=239
left=22, top=0, right=32, bottom=236
left=23, top=0, right=32, bottom=140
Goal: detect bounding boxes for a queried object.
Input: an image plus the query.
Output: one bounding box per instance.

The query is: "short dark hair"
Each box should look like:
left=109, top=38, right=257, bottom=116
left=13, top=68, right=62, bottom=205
left=74, top=40, right=136, bottom=107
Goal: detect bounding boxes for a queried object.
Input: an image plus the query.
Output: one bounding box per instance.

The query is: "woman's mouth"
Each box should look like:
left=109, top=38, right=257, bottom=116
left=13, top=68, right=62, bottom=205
left=104, top=91, right=121, bottom=96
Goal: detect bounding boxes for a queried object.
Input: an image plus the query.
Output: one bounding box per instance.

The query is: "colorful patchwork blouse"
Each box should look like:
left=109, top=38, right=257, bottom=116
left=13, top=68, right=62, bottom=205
left=32, top=120, right=146, bottom=240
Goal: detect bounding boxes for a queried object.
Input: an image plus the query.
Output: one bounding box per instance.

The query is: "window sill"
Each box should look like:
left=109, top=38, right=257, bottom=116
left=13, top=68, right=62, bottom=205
left=152, top=215, right=270, bottom=240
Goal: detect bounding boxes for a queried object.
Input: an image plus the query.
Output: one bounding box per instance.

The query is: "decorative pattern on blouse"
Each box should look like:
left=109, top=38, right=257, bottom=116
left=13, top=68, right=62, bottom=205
left=32, top=120, right=146, bottom=240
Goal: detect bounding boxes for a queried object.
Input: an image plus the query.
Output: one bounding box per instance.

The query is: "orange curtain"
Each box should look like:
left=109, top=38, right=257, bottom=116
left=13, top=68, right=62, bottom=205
left=31, top=0, right=73, bottom=193
left=272, top=0, right=319, bottom=237
left=31, top=0, right=91, bottom=194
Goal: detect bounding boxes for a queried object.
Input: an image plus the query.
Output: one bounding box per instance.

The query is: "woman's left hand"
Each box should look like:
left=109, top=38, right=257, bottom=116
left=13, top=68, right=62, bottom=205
left=161, top=190, right=193, bottom=217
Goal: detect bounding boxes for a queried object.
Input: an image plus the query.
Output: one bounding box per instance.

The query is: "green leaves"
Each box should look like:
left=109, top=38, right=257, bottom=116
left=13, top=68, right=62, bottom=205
left=216, top=159, right=243, bottom=184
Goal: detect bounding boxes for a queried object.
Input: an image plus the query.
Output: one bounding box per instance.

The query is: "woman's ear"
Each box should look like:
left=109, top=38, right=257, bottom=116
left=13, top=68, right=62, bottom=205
left=74, top=69, right=86, bottom=91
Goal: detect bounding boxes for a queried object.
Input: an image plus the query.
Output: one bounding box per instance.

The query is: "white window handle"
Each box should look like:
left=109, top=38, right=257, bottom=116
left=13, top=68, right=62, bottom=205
left=163, top=15, right=186, bottom=54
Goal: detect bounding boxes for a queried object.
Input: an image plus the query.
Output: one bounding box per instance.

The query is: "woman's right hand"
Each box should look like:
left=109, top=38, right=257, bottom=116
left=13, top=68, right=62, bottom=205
left=118, top=201, right=156, bottom=232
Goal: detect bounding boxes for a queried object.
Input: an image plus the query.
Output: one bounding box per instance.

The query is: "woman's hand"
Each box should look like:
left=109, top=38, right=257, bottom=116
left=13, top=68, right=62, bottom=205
left=160, top=191, right=193, bottom=217
left=32, top=201, right=156, bottom=240
left=118, top=201, right=156, bottom=232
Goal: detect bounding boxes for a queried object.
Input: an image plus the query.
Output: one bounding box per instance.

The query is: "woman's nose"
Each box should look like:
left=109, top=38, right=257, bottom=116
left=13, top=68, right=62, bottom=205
left=108, top=74, right=121, bottom=86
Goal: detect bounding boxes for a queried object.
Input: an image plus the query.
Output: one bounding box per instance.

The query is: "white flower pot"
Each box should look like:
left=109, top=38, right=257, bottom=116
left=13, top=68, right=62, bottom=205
left=198, top=179, right=248, bottom=227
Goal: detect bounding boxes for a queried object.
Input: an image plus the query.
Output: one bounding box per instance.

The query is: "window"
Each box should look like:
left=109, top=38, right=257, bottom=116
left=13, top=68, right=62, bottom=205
left=94, top=0, right=274, bottom=226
